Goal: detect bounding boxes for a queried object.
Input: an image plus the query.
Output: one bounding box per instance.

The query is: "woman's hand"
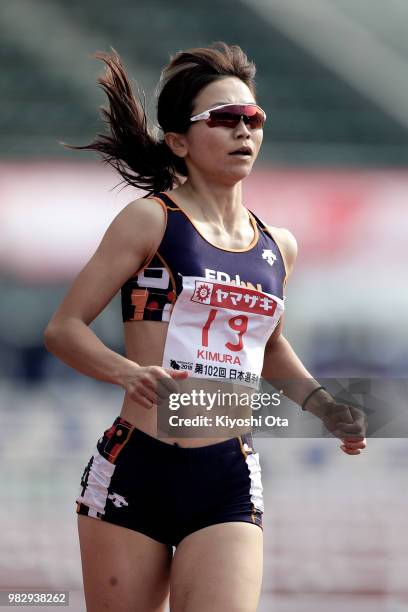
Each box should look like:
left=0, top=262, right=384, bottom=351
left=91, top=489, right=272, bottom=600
left=120, top=365, right=189, bottom=410
left=319, top=401, right=368, bottom=455
left=339, top=436, right=367, bottom=455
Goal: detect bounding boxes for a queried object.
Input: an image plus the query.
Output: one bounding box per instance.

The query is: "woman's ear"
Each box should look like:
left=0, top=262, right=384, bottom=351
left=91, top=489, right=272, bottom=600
left=164, top=132, right=188, bottom=159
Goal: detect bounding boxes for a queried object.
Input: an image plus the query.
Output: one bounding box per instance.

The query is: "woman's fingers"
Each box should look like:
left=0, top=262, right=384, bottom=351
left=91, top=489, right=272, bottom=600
left=343, top=436, right=366, bottom=446
left=152, top=368, right=189, bottom=401
left=320, top=403, right=368, bottom=455
left=340, top=445, right=362, bottom=455
left=137, top=395, right=156, bottom=410
left=340, top=436, right=367, bottom=454
left=335, top=419, right=366, bottom=439
left=136, top=386, right=156, bottom=406
left=167, top=369, right=189, bottom=380
left=130, top=366, right=190, bottom=409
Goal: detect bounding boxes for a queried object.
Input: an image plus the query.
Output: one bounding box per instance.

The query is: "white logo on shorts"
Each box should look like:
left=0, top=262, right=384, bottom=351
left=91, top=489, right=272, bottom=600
left=107, top=492, right=129, bottom=508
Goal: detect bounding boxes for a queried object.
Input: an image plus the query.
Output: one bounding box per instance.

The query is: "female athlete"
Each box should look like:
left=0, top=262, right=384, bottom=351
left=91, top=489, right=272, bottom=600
left=44, top=42, right=367, bottom=612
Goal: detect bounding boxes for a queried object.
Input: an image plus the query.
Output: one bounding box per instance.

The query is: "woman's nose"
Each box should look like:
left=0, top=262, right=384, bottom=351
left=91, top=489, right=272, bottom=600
left=235, top=117, right=251, bottom=136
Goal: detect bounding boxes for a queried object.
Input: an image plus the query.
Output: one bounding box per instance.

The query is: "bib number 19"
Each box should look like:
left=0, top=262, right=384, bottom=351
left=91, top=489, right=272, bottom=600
left=201, top=308, right=248, bottom=352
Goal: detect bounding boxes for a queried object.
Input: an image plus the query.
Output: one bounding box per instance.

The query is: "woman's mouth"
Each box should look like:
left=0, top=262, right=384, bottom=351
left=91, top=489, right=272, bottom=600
left=229, top=146, right=252, bottom=156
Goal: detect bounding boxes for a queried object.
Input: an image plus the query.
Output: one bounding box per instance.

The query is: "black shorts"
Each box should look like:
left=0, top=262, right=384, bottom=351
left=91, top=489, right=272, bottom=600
left=76, top=416, right=263, bottom=548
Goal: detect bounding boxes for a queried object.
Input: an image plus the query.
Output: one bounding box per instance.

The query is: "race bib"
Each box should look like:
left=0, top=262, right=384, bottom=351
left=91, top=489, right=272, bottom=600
left=162, top=276, right=284, bottom=389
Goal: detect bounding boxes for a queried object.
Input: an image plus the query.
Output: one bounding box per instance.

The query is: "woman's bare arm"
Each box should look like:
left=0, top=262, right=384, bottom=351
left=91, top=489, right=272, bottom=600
left=261, top=228, right=367, bottom=453
left=43, top=197, right=165, bottom=387
left=261, top=227, right=325, bottom=406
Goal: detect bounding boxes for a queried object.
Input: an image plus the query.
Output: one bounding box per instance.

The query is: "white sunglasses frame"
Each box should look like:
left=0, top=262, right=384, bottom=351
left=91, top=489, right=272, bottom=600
left=190, top=103, right=266, bottom=125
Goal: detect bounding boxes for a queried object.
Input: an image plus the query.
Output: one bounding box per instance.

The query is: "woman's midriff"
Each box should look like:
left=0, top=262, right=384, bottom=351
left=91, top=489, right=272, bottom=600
left=120, top=320, right=252, bottom=448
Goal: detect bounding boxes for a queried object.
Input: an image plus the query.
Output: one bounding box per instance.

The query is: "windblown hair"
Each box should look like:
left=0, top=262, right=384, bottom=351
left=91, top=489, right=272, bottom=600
left=64, top=42, right=256, bottom=194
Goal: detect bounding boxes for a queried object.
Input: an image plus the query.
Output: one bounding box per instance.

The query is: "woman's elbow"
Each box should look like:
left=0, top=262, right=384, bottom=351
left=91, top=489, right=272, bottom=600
left=43, top=321, right=60, bottom=352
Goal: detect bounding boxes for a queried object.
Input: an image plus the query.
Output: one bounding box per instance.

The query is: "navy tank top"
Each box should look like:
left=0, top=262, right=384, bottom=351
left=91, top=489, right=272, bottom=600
left=121, top=192, right=287, bottom=322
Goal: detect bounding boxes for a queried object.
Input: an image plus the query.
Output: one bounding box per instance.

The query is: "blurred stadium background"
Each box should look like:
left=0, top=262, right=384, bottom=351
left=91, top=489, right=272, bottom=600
left=1, top=0, right=408, bottom=610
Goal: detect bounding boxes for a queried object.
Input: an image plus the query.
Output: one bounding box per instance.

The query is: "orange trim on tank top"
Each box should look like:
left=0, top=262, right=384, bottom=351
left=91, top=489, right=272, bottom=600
left=160, top=192, right=260, bottom=253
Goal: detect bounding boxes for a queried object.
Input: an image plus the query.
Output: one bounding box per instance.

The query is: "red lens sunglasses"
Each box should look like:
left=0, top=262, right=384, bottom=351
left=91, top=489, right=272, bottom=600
left=190, top=103, right=266, bottom=129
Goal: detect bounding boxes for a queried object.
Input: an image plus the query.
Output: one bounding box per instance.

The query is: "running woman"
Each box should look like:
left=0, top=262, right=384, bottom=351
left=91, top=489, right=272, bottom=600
left=44, top=43, right=367, bottom=612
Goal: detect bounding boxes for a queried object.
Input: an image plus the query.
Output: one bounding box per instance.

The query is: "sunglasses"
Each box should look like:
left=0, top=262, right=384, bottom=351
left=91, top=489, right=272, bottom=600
left=190, top=103, right=266, bottom=129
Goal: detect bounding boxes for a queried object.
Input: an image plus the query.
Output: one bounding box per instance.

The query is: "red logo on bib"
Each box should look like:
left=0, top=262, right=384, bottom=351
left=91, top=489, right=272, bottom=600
left=192, top=281, right=277, bottom=317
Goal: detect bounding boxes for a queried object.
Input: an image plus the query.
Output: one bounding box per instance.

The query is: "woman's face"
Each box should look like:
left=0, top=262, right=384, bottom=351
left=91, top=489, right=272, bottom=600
left=179, top=77, right=264, bottom=186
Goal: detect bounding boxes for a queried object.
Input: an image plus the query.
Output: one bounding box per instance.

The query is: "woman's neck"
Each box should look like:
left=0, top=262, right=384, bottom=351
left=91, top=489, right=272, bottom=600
left=170, top=179, right=246, bottom=231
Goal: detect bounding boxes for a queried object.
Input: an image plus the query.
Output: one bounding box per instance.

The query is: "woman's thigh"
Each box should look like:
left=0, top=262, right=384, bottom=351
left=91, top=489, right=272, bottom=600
left=169, top=522, right=263, bottom=612
left=78, top=515, right=172, bottom=612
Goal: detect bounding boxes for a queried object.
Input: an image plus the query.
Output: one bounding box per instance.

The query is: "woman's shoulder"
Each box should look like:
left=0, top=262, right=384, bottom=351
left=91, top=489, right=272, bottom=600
left=120, top=195, right=167, bottom=225
left=266, top=226, right=298, bottom=277
left=102, top=196, right=167, bottom=264
left=114, top=195, right=167, bottom=239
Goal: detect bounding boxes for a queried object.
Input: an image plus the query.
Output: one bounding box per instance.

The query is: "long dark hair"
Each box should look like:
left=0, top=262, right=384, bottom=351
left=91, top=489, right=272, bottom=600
left=64, top=42, right=256, bottom=194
